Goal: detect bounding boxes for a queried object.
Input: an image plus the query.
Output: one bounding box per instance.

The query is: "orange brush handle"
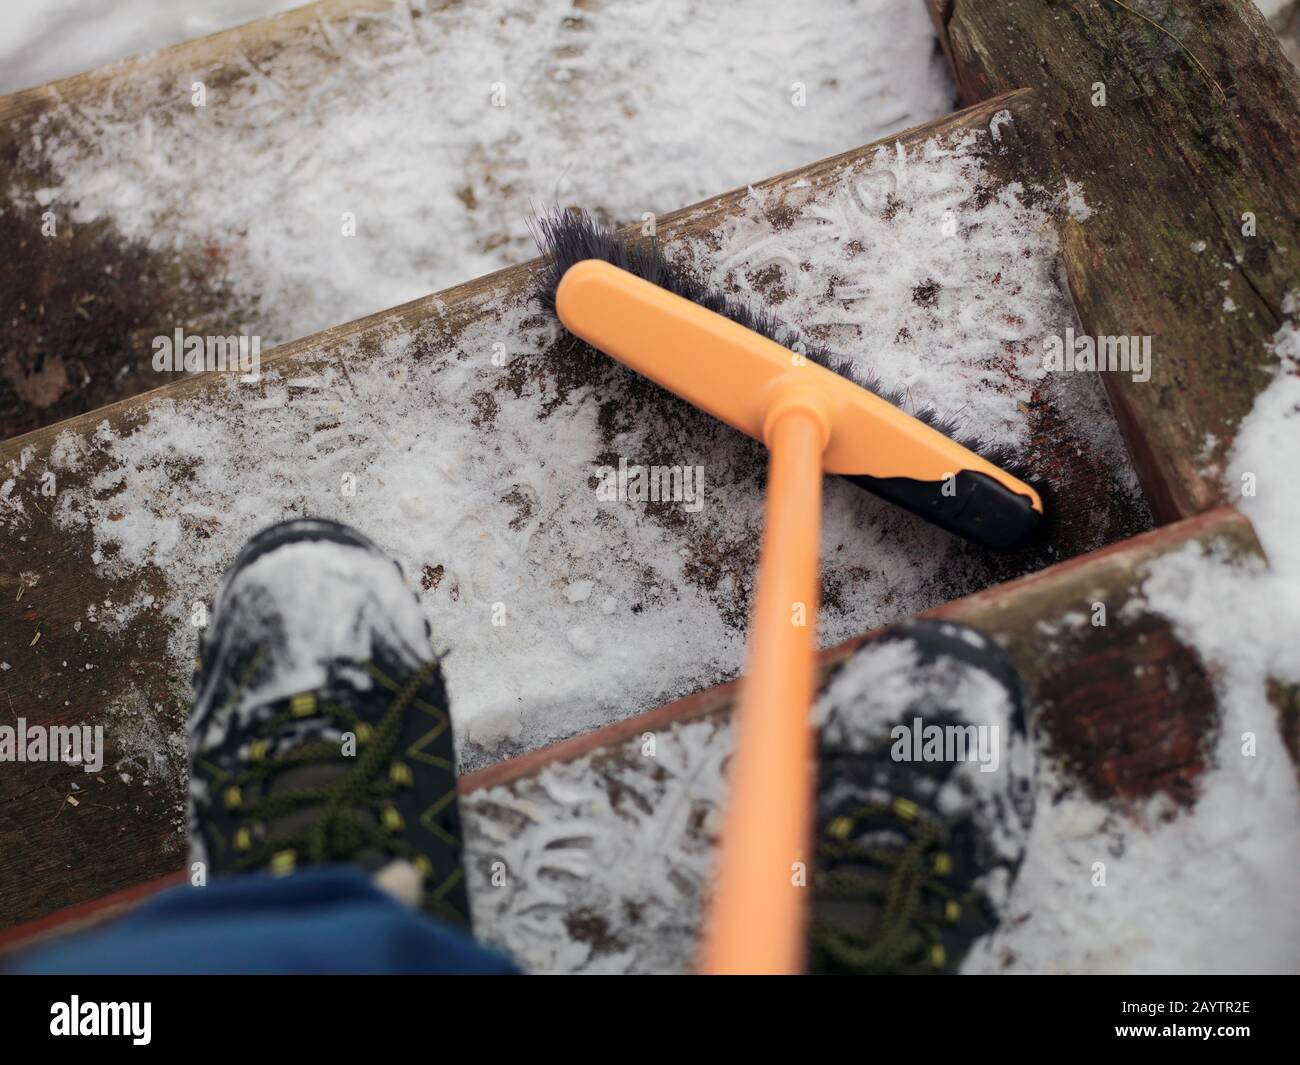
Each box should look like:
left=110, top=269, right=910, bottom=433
left=698, top=405, right=826, bottom=975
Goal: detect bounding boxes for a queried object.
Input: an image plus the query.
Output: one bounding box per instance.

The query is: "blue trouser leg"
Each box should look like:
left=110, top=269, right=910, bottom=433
left=10, top=866, right=519, bottom=975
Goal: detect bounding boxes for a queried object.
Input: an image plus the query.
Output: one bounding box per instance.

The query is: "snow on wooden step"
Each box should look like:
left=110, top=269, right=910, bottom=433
left=0, top=94, right=1149, bottom=928
left=6, top=507, right=1295, bottom=971
left=461, top=508, right=1300, bottom=974
left=0, top=0, right=953, bottom=437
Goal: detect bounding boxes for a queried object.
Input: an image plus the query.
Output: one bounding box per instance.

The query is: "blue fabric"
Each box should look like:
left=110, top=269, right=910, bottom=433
left=11, top=867, right=520, bottom=975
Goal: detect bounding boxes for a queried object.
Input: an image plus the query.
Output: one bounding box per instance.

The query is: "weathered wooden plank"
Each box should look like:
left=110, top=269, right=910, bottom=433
left=0, top=0, right=401, bottom=438
left=925, top=0, right=1300, bottom=522
left=2, top=506, right=1280, bottom=970
left=0, top=871, right=186, bottom=957
left=0, top=92, right=1152, bottom=929
left=1, top=0, right=957, bottom=442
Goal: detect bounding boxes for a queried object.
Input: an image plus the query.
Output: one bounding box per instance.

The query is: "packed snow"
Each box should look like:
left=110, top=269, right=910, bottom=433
left=12, top=0, right=954, bottom=347
left=0, top=0, right=1288, bottom=100
left=465, top=714, right=729, bottom=973
left=0, top=0, right=304, bottom=95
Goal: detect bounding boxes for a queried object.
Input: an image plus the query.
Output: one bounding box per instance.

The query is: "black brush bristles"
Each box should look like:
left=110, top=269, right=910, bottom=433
left=530, top=207, right=1035, bottom=484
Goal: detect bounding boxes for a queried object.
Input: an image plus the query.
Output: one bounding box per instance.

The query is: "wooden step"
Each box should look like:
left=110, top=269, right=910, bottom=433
left=0, top=0, right=954, bottom=440
left=0, top=0, right=394, bottom=438
left=5, top=505, right=1291, bottom=972
left=925, top=0, right=1300, bottom=522
left=0, top=91, right=1152, bottom=930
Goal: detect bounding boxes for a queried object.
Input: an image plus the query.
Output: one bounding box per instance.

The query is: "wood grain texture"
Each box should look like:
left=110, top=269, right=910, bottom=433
left=1, top=93, right=1154, bottom=930
left=926, top=0, right=1300, bottom=523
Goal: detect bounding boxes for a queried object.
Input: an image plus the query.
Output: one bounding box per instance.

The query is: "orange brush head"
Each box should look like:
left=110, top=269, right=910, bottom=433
left=556, top=258, right=1042, bottom=547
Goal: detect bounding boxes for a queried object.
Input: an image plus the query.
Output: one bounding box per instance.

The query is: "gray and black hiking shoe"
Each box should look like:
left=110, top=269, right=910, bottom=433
left=810, top=619, right=1034, bottom=974
left=188, top=518, right=469, bottom=926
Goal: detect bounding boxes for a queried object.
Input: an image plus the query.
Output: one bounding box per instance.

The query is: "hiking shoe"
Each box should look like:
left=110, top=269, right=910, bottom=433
left=810, top=619, right=1034, bottom=974
left=188, top=518, right=470, bottom=926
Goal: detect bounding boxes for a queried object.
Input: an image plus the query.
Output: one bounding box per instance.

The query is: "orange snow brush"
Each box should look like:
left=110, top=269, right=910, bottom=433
left=535, top=212, right=1043, bottom=975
